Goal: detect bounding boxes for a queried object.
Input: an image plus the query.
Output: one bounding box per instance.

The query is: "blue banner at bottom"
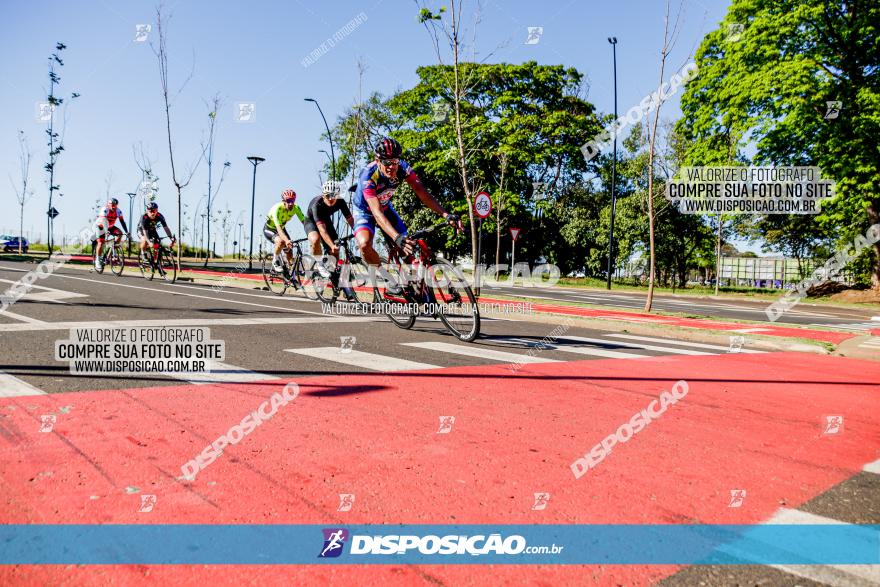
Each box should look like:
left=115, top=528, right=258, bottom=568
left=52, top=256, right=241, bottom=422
left=0, top=524, right=877, bottom=565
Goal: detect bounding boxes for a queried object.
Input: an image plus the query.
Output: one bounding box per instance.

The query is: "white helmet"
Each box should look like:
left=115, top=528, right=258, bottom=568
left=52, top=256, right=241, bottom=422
left=321, top=180, right=342, bottom=197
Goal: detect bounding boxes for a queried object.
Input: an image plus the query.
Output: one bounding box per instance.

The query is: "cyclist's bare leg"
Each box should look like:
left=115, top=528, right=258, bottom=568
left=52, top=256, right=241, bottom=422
left=274, top=234, right=293, bottom=264
left=308, top=231, right=321, bottom=256
left=356, top=230, right=381, bottom=266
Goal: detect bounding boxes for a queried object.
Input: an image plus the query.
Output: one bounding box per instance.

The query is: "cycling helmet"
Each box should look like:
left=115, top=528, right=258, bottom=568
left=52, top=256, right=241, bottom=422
left=108, top=197, right=119, bottom=206
left=281, top=189, right=297, bottom=203
left=321, top=180, right=341, bottom=197
left=374, top=136, right=402, bottom=160
left=147, top=202, right=159, bottom=211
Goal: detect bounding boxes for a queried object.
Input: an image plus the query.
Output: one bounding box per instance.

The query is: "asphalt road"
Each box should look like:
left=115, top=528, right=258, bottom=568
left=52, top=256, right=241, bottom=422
left=163, top=257, right=879, bottom=330
left=0, top=259, right=878, bottom=586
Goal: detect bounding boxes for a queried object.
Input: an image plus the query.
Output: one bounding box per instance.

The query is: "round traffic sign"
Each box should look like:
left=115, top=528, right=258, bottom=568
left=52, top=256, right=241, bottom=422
left=474, top=191, right=492, bottom=219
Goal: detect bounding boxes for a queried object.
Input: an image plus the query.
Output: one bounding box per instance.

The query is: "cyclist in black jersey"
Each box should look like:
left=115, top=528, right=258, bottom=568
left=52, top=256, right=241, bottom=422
left=304, top=181, right=354, bottom=279
left=137, top=202, right=175, bottom=256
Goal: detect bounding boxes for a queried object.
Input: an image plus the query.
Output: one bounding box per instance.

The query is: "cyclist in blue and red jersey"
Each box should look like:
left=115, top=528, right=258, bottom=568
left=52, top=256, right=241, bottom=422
left=93, top=198, right=130, bottom=270
left=353, top=137, right=461, bottom=275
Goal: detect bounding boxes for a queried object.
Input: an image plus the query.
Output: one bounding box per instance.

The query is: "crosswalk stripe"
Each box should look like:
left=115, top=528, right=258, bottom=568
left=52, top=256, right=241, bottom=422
left=862, top=459, right=880, bottom=474
left=812, top=322, right=879, bottom=331
left=285, top=347, right=439, bottom=371
left=0, top=315, right=379, bottom=333
left=558, top=335, right=713, bottom=356
left=0, top=371, right=46, bottom=397
left=495, top=337, right=646, bottom=360
left=607, top=334, right=764, bottom=353
left=764, top=508, right=880, bottom=586
left=400, top=341, right=558, bottom=363
left=164, top=361, right=278, bottom=385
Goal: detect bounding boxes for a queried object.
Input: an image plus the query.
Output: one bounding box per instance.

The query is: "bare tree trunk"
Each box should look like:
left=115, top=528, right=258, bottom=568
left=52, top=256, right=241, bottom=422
left=644, top=1, right=677, bottom=312
left=495, top=153, right=507, bottom=279
left=449, top=2, right=478, bottom=265
left=714, top=215, right=722, bottom=296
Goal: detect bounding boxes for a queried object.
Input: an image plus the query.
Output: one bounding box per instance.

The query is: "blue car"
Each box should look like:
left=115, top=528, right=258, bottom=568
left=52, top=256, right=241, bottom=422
left=0, top=235, right=29, bottom=253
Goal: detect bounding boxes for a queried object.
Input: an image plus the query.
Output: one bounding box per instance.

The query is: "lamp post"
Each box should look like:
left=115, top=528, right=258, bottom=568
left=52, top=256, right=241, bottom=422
left=126, top=192, right=136, bottom=255
left=305, top=98, right=336, bottom=180
left=606, top=36, right=619, bottom=290
left=237, top=222, right=244, bottom=260
left=246, top=156, right=265, bottom=270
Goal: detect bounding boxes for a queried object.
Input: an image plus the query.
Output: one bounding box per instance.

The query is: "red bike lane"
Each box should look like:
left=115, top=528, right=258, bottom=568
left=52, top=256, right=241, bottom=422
left=1, top=352, right=878, bottom=586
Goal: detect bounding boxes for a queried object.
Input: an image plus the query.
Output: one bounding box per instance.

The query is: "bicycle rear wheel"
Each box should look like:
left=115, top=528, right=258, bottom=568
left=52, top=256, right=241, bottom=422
left=138, top=251, right=155, bottom=281
left=159, top=248, right=178, bottom=283
left=429, top=262, right=480, bottom=342
left=261, top=253, right=288, bottom=295
left=109, top=244, right=125, bottom=276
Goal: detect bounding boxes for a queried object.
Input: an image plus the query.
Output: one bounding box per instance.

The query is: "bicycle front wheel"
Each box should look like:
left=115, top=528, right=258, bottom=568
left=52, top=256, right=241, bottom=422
left=139, top=251, right=155, bottom=281
left=429, top=262, right=480, bottom=342
left=159, top=248, right=178, bottom=283
left=299, top=255, right=325, bottom=302
left=261, top=254, right=288, bottom=296
left=109, top=245, right=125, bottom=276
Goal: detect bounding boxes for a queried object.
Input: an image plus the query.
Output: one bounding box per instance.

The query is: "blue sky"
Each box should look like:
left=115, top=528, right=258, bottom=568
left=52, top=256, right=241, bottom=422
left=1, top=0, right=735, bottom=252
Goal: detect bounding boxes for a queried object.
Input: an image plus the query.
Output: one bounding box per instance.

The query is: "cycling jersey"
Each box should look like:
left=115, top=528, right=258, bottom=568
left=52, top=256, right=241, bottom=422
left=307, top=195, right=352, bottom=227
left=138, top=212, right=171, bottom=238
left=97, top=206, right=124, bottom=227
left=351, top=160, right=416, bottom=214
left=95, top=206, right=128, bottom=242
left=265, top=202, right=305, bottom=232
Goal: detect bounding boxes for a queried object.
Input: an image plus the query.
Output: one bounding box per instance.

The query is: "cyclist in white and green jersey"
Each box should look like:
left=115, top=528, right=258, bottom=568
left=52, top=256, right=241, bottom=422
left=263, top=189, right=305, bottom=272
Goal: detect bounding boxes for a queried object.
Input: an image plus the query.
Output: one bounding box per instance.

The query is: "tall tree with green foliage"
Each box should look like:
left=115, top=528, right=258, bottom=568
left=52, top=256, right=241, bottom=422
left=678, top=0, right=880, bottom=288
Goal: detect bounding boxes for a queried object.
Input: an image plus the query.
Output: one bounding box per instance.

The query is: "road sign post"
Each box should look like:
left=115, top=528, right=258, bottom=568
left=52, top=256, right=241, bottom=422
left=474, top=192, right=492, bottom=296
left=509, top=227, right=520, bottom=283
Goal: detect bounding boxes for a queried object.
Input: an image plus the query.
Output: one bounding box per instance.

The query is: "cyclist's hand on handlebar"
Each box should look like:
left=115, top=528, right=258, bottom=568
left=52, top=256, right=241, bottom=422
left=394, top=233, right=415, bottom=255
left=444, top=212, right=463, bottom=232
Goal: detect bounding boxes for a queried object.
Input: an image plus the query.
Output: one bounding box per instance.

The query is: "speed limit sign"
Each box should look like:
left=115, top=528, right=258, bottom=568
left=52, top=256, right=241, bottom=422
left=474, top=191, right=492, bottom=219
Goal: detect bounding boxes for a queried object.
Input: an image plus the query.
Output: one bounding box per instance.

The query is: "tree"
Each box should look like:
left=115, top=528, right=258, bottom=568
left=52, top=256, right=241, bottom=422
left=201, top=94, right=230, bottom=267
left=678, top=0, right=880, bottom=288
left=43, top=42, right=79, bottom=254
left=10, top=131, right=35, bottom=253
left=152, top=5, right=203, bottom=262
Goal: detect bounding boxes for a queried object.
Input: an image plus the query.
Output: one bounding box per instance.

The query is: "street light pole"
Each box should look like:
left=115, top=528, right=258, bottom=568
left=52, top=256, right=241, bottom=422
left=305, top=98, right=336, bottom=180
left=606, top=36, right=619, bottom=290
left=246, top=156, right=265, bottom=270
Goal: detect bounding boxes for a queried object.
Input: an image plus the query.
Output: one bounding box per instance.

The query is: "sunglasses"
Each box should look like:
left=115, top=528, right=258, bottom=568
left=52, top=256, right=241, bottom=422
left=379, top=158, right=399, bottom=166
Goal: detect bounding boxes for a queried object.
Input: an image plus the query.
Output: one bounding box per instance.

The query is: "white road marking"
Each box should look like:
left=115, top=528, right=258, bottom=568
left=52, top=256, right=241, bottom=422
left=0, top=371, right=45, bottom=397
left=0, top=268, right=326, bottom=316
left=862, top=459, right=880, bottom=474
left=558, top=335, right=712, bottom=355
left=285, top=347, right=439, bottom=371
left=0, top=310, right=46, bottom=324
left=607, top=334, right=764, bottom=353
left=495, top=337, right=647, bottom=360
left=164, top=361, right=278, bottom=385
left=0, top=315, right=379, bottom=332
left=858, top=338, right=880, bottom=349
left=764, top=508, right=880, bottom=586
left=812, top=322, right=880, bottom=331
left=0, top=278, right=89, bottom=304
left=401, top=341, right=558, bottom=363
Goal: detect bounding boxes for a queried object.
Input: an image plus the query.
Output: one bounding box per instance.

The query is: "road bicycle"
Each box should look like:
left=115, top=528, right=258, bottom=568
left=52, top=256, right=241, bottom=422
left=312, top=234, right=373, bottom=305
left=93, top=233, right=126, bottom=276
left=375, top=220, right=480, bottom=342
left=138, top=235, right=178, bottom=283
left=260, top=237, right=320, bottom=300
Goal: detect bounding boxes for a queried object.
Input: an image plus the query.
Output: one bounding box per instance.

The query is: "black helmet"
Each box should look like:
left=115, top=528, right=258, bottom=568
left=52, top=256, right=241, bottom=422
left=147, top=202, right=159, bottom=211
left=374, top=136, right=402, bottom=159
left=109, top=197, right=119, bottom=206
